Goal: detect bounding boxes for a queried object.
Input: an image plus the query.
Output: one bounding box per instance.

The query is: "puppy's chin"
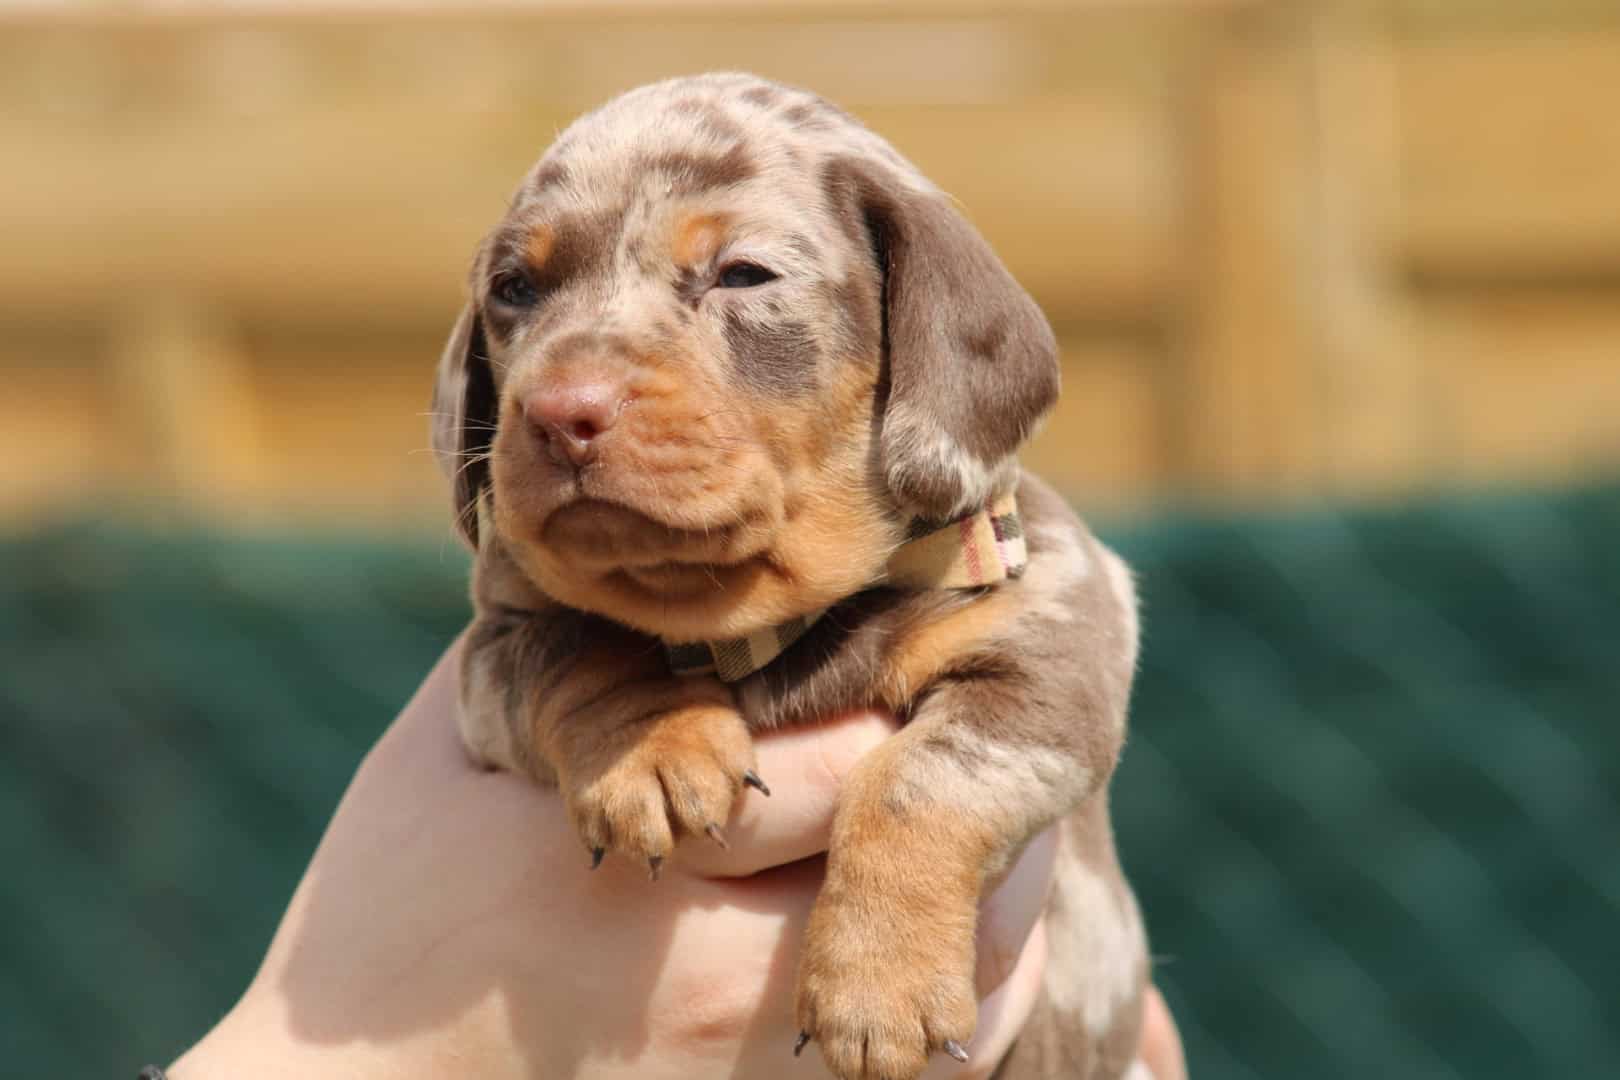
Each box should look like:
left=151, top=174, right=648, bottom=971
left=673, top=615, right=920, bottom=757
left=495, top=498, right=896, bottom=643
left=540, top=499, right=770, bottom=570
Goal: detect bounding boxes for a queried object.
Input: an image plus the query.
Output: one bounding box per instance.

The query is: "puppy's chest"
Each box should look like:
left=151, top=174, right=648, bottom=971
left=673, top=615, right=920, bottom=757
left=730, top=585, right=1014, bottom=731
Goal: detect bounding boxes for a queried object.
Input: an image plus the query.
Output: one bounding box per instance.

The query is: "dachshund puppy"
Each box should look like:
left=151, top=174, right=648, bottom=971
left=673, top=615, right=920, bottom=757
left=432, top=72, right=1147, bottom=1080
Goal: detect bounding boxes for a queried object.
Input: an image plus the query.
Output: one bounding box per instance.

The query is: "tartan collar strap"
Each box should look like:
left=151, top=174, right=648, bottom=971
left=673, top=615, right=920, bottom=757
left=665, top=493, right=1026, bottom=683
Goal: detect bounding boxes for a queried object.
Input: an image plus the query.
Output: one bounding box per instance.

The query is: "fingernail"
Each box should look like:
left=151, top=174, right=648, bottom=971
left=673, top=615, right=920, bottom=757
left=793, top=1031, right=811, bottom=1057
left=743, top=770, right=771, bottom=797
left=942, top=1039, right=969, bottom=1063
left=590, top=847, right=605, bottom=870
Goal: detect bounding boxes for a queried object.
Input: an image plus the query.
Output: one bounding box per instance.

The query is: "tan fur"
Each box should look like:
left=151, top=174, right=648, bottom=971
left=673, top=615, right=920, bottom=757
left=670, top=211, right=731, bottom=268
left=525, top=222, right=555, bottom=267
left=549, top=698, right=754, bottom=866
left=433, top=73, right=1146, bottom=1080
left=876, top=589, right=1013, bottom=707
left=801, top=787, right=989, bottom=1079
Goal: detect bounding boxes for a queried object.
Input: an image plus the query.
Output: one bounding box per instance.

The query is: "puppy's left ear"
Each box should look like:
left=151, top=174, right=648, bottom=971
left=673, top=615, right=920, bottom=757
left=431, top=302, right=497, bottom=547
left=839, top=159, right=1060, bottom=519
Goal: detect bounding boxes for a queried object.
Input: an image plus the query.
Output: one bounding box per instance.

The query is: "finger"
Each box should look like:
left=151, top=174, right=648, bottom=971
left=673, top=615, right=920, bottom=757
left=368, top=635, right=468, bottom=779
left=973, top=826, right=1059, bottom=997
left=1138, top=986, right=1188, bottom=1080
left=920, top=917, right=1049, bottom=1080
left=675, top=709, right=901, bottom=878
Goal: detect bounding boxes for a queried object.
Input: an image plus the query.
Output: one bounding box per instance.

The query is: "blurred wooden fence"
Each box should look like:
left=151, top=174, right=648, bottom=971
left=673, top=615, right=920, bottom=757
left=2, top=0, right=1618, bottom=526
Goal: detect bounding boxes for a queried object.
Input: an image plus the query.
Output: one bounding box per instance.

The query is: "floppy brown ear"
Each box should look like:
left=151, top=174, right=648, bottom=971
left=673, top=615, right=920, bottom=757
left=430, top=303, right=497, bottom=547
left=846, top=161, right=1059, bottom=520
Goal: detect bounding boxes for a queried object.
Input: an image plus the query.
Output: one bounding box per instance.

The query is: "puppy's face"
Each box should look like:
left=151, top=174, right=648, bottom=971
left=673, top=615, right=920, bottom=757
left=435, top=74, right=1059, bottom=642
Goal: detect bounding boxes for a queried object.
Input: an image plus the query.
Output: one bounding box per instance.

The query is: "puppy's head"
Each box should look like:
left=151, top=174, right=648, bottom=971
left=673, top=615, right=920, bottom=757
left=433, top=73, right=1058, bottom=641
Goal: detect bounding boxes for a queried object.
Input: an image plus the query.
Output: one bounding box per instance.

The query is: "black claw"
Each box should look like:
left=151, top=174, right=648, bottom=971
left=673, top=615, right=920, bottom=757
left=743, top=770, right=772, bottom=797
left=704, top=822, right=729, bottom=850
left=943, top=1039, right=969, bottom=1063
left=648, top=855, right=664, bottom=881
left=590, top=847, right=605, bottom=870
left=793, top=1031, right=811, bottom=1057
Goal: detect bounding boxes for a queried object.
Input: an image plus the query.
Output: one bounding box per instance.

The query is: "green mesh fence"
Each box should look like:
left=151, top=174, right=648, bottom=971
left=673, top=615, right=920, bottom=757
left=3, top=483, right=1616, bottom=1077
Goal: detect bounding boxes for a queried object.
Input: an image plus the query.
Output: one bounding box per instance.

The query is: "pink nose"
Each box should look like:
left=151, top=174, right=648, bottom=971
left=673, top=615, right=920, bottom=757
left=523, top=381, right=626, bottom=466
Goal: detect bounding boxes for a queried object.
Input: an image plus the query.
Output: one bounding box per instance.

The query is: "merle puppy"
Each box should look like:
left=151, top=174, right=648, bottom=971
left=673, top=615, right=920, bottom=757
left=432, top=72, right=1147, bottom=1080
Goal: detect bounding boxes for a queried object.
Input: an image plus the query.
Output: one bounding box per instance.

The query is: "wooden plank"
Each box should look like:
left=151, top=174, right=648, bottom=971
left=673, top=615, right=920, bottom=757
left=0, top=1, right=1259, bottom=31
left=240, top=354, right=448, bottom=523
left=0, top=13, right=1185, bottom=117
left=0, top=102, right=1177, bottom=325
left=0, top=13, right=1186, bottom=325
left=1418, top=289, right=1620, bottom=485
left=1384, top=0, right=1620, bottom=35
left=1304, top=0, right=1428, bottom=491
left=1175, top=4, right=1322, bottom=493
left=0, top=369, right=114, bottom=518
left=0, top=331, right=1172, bottom=525
left=862, top=102, right=1180, bottom=320
left=106, top=298, right=269, bottom=505
left=1396, top=30, right=1620, bottom=282
left=1028, top=335, right=1170, bottom=506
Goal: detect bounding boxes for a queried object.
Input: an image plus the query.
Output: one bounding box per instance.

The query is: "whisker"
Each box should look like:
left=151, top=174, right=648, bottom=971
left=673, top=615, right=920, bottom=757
left=419, top=411, right=500, bottom=431
left=690, top=407, right=745, bottom=425
left=410, top=445, right=495, bottom=486
left=448, top=451, right=494, bottom=483
left=447, top=493, right=481, bottom=546
left=412, top=446, right=491, bottom=460
left=643, top=468, right=673, bottom=530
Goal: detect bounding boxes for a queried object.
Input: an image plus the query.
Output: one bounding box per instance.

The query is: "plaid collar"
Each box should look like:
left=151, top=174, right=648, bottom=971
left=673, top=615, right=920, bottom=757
left=665, top=493, right=1026, bottom=682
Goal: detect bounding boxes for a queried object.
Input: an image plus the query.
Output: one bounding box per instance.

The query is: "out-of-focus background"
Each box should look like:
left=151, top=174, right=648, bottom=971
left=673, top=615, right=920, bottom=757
left=2, top=1, right=1616, bottom=1076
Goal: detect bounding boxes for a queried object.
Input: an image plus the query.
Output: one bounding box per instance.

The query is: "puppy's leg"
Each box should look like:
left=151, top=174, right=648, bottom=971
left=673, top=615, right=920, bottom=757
left=798, top=506, right=1140, bottom=1080
left=796, top=670, right=1108, bottom=1080
left=546, top=681, right=757, bottom=876
left=459, top=609, right=758, bottom=875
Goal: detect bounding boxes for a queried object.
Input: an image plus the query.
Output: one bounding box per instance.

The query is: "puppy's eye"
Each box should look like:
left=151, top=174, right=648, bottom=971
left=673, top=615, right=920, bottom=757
left=716, top=262, right=778, bottom=289
left=491, top=272, right=540, bottom=308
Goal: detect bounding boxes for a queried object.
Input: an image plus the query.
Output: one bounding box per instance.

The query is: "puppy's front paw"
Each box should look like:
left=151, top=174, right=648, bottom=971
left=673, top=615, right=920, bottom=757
left=557, top=704, right=759, bottom=876
left=795, top=886, right=978, bottom=1080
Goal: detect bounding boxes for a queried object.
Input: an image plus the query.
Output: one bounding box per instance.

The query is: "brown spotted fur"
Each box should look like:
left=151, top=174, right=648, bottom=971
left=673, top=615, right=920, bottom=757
left=432, top=72, right=1147, bottom=1080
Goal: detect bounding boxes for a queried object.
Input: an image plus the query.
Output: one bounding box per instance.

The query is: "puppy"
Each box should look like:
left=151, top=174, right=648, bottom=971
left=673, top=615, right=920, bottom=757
left=431, top=73, right=1148, bottom=1080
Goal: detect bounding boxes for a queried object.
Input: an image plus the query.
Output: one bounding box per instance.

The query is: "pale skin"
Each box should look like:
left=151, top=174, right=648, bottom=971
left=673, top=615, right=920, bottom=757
left=170, top=640, right=1186, bottom=1080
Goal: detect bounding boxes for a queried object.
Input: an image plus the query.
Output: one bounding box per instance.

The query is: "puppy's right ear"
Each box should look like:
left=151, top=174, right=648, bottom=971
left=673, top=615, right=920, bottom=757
left=431, top=302, right=496, bottom=547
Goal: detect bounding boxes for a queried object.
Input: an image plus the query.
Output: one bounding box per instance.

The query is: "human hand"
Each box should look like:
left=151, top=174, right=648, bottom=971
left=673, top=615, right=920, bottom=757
left=168, top=638, right=1061, bottom=1079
